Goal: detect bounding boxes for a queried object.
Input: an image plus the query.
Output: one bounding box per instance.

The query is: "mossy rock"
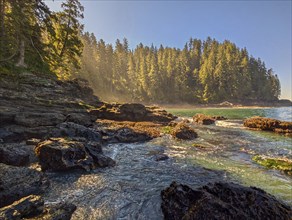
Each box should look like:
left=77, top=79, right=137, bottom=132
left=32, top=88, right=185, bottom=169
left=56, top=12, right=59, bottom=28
left=252, top=155, right=292, bottom=175
left=161, top=126, right=173, bottom=134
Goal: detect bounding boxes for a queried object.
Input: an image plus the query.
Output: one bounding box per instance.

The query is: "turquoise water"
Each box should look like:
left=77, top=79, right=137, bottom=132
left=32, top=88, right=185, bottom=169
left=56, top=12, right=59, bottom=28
left=167, top=106, right=292, bottom=121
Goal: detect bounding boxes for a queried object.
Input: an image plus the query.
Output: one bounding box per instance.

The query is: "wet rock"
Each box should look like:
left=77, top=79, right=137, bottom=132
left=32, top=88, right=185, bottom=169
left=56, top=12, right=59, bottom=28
left=154, top=154, right=169, bottom=161
left=0, top=195, right=76, bottom=220
left=35, top=138, right=115, bottom=171
left=30, top=202, right=76, bottom=220
left=244, top=116, right=292, bottom=134
left=15, top=112, right=66, bottom=127
left=0, top=163, right=48, bottom=208
left=193, top=113, right=215, bottom=125
left=171, top=123, right=198, bottom=140
left=0, top=195, right=44, bottom=219
left=90, top=103, right=176, bottom=122
left=51, top=122, right=102, bottom=141
left=161, top=181, right=292, bottom=220
left=0, top=144, right=29, bottom=166
left=103, top=127, right=152, bottom=143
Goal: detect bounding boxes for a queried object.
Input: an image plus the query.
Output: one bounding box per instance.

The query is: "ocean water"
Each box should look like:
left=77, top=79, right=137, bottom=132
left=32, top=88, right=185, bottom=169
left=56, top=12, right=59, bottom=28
left=43, top=107, right=292, bottom=219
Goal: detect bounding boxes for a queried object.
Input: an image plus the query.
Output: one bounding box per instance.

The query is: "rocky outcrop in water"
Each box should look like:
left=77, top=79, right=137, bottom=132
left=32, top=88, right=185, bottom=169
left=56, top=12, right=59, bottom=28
left=161, top=181, right=292, bottom=220
left=0, top=194, right=76, bottom=220
left=193, top=114, right=216, bottom=125
left=0, top=163, right=49, bottom=208
left=171, top=123, right=198, bottom=140
left=35, top=138, right=115, bottom=171
left=90, top=103, right=176, bottom=122
left=244, top=116, right=292, bottom=134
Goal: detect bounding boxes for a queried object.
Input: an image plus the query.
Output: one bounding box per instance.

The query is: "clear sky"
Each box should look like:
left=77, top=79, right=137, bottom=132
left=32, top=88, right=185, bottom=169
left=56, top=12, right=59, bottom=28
left=46, top=0, right=292, bottom=100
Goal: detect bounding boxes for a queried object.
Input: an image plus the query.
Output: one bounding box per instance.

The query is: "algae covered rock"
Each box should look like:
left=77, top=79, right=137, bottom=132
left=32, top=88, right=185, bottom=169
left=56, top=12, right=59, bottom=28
left=252, top=155, right=292, bottom=175
left=244, top=116, right=292, bottom=134
left=193, top=113, right=216, bottom=125
left=161, top=181, right=292, bottom=220
left=171, top=123, right=198, bottom=140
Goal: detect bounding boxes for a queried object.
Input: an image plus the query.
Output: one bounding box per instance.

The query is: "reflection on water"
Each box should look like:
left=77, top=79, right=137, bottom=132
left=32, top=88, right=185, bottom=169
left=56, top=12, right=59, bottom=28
left=167, top=106, right=292, bottom=121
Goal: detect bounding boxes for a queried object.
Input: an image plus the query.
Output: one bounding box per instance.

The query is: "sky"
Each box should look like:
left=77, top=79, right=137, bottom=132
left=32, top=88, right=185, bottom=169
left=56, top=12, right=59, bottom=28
left=45, top=0, right=292, bottom=100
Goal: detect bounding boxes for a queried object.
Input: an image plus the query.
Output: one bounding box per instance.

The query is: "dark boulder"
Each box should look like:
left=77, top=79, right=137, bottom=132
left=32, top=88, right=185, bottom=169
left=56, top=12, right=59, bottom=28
left=193, top=114, right=215, bottom=125
left=244, top=116, right=292, bottom=134
left=0, top=144, right=30, bottom=166
left=171, top=123, right=198, bottom=140
left=35, top=138, right=115, bottom=171
left=161, top=181, right=292, bottom=220
left=0, top=163, right=48, bottom=208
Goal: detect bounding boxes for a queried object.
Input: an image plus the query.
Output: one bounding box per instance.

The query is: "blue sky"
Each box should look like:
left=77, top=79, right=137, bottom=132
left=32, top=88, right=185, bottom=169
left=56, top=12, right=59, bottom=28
left=46, top=0, right=292, bottom=100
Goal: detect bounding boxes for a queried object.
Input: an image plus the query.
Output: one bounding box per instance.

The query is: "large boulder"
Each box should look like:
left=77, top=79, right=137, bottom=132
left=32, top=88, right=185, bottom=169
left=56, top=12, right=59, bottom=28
left=193, top=114, right=215, bottom=125
left=0, top=163, right=48, bottom=208
left=161, top=181, right=292, bottom=220
left=35, top=138, right=115, bottom=171
left=171, top=123, right=198, bottom=140
left=244, top=116, right=292, bottom=134
left=0, top=195, right=76, bottom=220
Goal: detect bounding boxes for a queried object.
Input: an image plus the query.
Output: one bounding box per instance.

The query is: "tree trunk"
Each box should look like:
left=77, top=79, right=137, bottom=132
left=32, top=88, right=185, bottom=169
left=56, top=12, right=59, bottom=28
left=16, top=38, right=27, bottom=67
left=0, top=0, right=5, bottom=56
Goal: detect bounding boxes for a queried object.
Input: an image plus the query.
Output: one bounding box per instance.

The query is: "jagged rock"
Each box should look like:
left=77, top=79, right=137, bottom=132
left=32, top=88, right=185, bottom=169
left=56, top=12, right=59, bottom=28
left=0, top=195, right=76, bottom=220
left=90, top=103, right=176, bottom=122
left=0, top=195, right=44, bottom=219
left=193, top=114, right=215, bottom=125
left=35, top=138, right=115, bottom=171
left=15, top=112, right=66, bottom=127
left=171, top=123, right=198, bottom=140
left=0, top=163, right=48, bottom=208
left=103, top=127, right=152, bottom=143
left=0, top=144, right=29, bottom=166
left=51, top=122, right=102, bottom=141
left=161, top=181, right=292, bottom=220
left=244, top=116, right=292, bottom=134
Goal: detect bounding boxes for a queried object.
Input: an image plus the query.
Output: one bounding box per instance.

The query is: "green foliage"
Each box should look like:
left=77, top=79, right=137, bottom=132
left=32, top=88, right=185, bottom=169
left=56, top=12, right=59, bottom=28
left=74, top=34, right=281, bottom=103
left=0, top=0, right=84, bottom=78
left=252, top=155, right=292, bottom=175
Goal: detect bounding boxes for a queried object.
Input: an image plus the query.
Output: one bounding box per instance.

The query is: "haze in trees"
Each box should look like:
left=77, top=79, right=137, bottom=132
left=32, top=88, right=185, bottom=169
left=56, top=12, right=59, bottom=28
left=74, top=33, right=281, bottom=104
left=0, top=0, right=281, bottom=104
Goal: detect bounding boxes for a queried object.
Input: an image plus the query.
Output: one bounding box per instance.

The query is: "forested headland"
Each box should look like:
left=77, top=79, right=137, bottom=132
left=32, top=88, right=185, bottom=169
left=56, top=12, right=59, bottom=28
left=0, top=0, right=281, bottom=104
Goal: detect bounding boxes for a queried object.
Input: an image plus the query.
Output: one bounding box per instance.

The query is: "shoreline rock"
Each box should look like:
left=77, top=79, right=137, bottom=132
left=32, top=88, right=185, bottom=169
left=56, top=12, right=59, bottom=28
left=244, top=116, right=292, bottom=134
left=161, top=181, right=292, bottom=220
left=171, top=123, right=198, bottom=140
left=35, top=138, right=115, bottom=171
